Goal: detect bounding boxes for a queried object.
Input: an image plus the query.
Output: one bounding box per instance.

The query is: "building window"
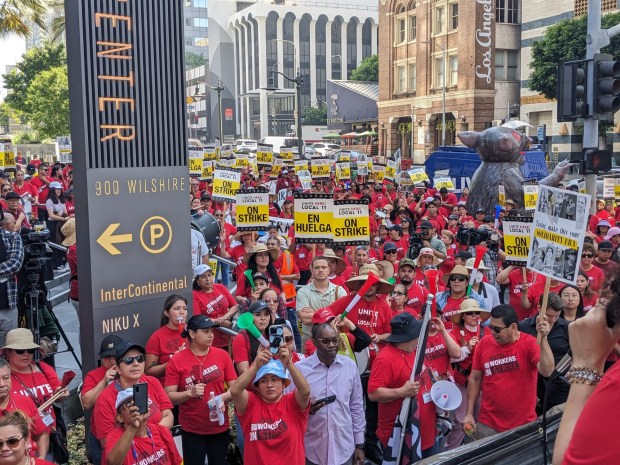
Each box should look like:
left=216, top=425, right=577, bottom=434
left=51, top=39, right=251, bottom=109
left=435, top=6, right=445, bottom=34
left=395, top=65, right=406, bottom=93
left=193, top=0, right=207, bottom=7
left=450, top=3, right=458, bottom=30
left=496, top=0, right=519, bottom=24
left=397, top=18, right=406, bottom=43
left=408, top=63, right=416, bottom=91
left=434, top=57, right=444, bottom=88
left=495, top=49, right=518, bottom=80
left=449, top=55, right=458, bottom=86
left=193, top=17, right=208, bottom=28
left=409, top=15, right=417, bottom=41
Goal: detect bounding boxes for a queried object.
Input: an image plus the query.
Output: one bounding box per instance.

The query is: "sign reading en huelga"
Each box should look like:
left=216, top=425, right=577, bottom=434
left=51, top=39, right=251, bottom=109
left=311, top=159, right=331, bottom=179
left=503, top=217, right=533, bottom=266
left=526, top=185, right=591, bottom=285
left=293, top=192, right=333, bottom=243
left=189, top=146, right=204, bottom=177
left=333, top=199, right=370, bottom=246
left=256, top=144, right=273, bottom=165
left=212, top=169, right=241, bottom=202
left=236, top=189, right=269, bottom=231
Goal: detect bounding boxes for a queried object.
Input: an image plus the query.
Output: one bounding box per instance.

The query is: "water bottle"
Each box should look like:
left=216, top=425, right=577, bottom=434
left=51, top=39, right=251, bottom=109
left=208, top=392, right=218, bottom=422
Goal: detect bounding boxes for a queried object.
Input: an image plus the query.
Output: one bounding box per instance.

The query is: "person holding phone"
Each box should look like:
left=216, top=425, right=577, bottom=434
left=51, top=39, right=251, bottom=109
left=93, top=341, right=173, bottom=446
left=104, top=389, right=182, bottom=465
left=165, top=315, right=237, bottom=465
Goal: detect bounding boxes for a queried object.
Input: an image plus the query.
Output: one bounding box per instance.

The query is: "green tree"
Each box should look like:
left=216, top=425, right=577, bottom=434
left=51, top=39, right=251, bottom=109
left=349, top=55, right=378, bottom=82
left=3, top=41, right=66, bottom=123
left=302, top=102, right=327, bottom=125
left=25, top=66, right=69, bottom=139
left=529, top=12, right=620, bottom=99
left=0, top=102, right=10, bottom=132
left=0, top=0, right=46, bottom=37
left=186, top=51, right=207, bottom=69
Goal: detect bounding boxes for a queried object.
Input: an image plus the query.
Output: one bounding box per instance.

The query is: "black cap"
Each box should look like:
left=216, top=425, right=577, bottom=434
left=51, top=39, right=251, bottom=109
left=252, top=272, right=270, bottom=282
left=599, top=241, right=614, bottom=250
left=384, top=242, right=397, bottom=252
left=187, top=314, right=219, bottom=331
left=420, top=220, right=434, bottom=229
left=248, top=300, right=270, bottom=314
left=200, top=193, right=211, bottom=201
left=476, top=208, right=485, bottom=214
left=99, top=335, right=123, bottom=358
left=483, top=215, right=494, bottom=222
left=388, top=224, right=403, bottom=233
left=448, top=214, right=458, bottom=220
left=5, top=192, right=20, bottom=200
left=374, top=184, right=383, bottom=191
left=439, top=187, right=448, bottom=194
left=115, top=341, right=145, bottom=362
left=455, top=251, right=473, bottom=260
left=386, top=313, right=423, bottom=343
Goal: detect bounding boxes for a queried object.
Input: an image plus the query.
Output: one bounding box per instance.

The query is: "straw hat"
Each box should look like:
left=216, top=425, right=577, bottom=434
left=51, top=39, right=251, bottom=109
left=464, top=257, right=490, bottom=271
left=1, top=328, right=42, bottom=353
left=451, top=298, right=491, bottom=325
left=346, top=264, right=395, bottom=294
left=243, top=243, right=279, bottom=265
left=442, top=264, right=470, bottom=285
left=61, top=218, right=76, bottom=247
left=233, top=230, right=259, bottom=242
left=374, top=260, right=395, bottom=279
left=413, top=247, right=442, bottom=266
left=322, top=248, right=347, bottom=274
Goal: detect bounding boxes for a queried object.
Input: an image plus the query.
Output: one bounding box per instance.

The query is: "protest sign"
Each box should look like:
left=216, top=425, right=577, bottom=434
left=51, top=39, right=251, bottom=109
left=498, top=182, right=506, bottom=207
left=336, top=162, right=351, bottom=182
left=0, top=140, right=15, bottom=172
left=212, top=169, right=241, bottom=203
left=269, top=216, right=294, bottom=236
left=577, top=179, right=586, bottom=194
left=295, top=160, right=308, bottom=172
left=280, top=147, right=294, bottom=163
left=311, top=159, right=331, bottom=179
left=616, top=175, right=620, bottom=201
left=204, top=144, right=218, bottom=161
left=503, top=217, right=533, bottom=266
left=372, top=163, right=386, bottom=183
left=200, top=160, right=214, bottom=180
left=219, top=145, right=234, bottom=159
left=433, top=176, right=454, bottom=190
left=189, top=146, right=203, bottom=177
left=357, top=160, right=369, bottom=176
left=399, top=172, right=413, bottom=187
left=217, top=158, right=235, bottom=168
left=234, top=153, right=250, bottom=169
left=523, top=182, right=538, bottom=211
left=270, top=159, right=283, bottom=179
left=293, top=193, right=333, bottom=243
left=57, top=136, right=72, bottom=164
left=256, top=144, right=274, bottom=166
left=603, top=176, right=615, bottom=199
left=333, top=199, right=370, bottom=245
left=236, top=189, right=269, bottom=231
left=526, top=185, right=590, bottom=284
left=339, top=151, right=351, bottom=162
left=408, top=168, right=429, bottom=184
left=386, top=159, right=397, bottom=181
left=296, top=170, right=313, bottom=191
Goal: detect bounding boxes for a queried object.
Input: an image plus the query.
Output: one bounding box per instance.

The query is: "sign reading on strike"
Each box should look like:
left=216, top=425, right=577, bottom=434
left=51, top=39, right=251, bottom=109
left=236, top=189, right=269, bottom=231
left=523, top=182, right=538, bottom=210
left=503, top=217, right=533, bottom=266
left=204, top=144, right=218, bottom=161
left=200, top=160, right=214, bottom=181
left=293, top=193, right=333, bottom=243
left=373, top=164, right=386, bottom=182
left=333, top=200, right=370, bottom=245
left=212, top=169, right=241, bottom=202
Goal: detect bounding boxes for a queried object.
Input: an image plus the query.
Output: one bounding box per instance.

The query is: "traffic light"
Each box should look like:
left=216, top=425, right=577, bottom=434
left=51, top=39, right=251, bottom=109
left=592, top=53, right=620, bottom=120
left=557, top=61, right=589, bottom=122
left=583, top=147, right=612, bottom=174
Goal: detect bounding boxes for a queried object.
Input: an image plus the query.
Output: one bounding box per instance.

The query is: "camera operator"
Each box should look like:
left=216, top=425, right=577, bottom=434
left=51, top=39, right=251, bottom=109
left=468, top=225, right=505, bottom=290
left=0, top=212, right=24, bottom=346
left=418, top=220, right=447, bottom=260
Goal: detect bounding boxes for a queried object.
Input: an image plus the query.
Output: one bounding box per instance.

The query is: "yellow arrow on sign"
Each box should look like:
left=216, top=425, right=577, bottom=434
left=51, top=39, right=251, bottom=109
left=97, top=223, right=133, bottom=255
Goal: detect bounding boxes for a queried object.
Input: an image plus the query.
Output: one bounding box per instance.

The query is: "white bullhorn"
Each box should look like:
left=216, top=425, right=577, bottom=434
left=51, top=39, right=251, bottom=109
left=430, top=380, right=462, bottom=411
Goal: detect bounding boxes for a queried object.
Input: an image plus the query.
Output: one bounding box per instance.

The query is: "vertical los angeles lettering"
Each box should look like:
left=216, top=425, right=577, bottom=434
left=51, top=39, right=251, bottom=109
left=475, top=0, right=494, bottom=84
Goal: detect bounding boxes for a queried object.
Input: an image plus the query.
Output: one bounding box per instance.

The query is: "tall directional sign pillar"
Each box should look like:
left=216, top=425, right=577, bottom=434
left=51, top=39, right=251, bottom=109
left=65, top=0, right=191, bottom=373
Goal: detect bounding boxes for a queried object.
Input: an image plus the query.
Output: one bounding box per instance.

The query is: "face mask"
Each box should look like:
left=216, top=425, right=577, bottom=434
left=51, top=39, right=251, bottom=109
left=475, top=271, right=484, bottom=283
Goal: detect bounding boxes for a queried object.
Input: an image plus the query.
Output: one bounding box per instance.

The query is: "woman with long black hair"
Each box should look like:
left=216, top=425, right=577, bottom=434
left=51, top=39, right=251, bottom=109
left=559, top=284, right=585, bottom=322
left=46, top=181, right=68, bottom=270
left=235, top=244, right=284, bottom=301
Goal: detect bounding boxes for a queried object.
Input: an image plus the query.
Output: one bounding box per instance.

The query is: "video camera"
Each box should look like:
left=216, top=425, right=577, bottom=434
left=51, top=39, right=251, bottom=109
left=456, top=226, right=500, bottom=251
left=20, top=227, right=53, bottom=282
left=407, top=232, right=424, bottom=260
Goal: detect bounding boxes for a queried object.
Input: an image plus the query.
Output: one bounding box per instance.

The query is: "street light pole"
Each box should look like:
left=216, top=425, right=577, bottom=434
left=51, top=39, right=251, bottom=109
left=266, top=69, right=304, bottom=157
left=204, top=80, right=225, bottom=145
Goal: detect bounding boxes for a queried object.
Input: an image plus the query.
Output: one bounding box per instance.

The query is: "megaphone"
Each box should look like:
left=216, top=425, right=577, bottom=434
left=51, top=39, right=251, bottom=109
left=244, top=269, right=256, bottom=291
left=430, top=380, right=462, bottom=411
left=237, top=312, right=269, bottom=348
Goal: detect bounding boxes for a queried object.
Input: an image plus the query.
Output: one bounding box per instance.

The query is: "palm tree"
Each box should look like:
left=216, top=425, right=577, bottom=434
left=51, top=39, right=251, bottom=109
left=0, top=0, right=47, bottom=37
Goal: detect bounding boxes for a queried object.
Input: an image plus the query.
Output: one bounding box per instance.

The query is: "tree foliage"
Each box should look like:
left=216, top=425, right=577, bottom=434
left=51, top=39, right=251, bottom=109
left=529, top=12, right=620, bottom=99
left=0, top=103, right=10, bottom=132
left=2, top=41, right=66, bottom=123
left=25, top=66, right=70, bottom=139
left=349, top=55, right=378, bottom=82
left=302, top=102, right=327, bottom=125
left=0, top=0, right=47, bottom=38
left=186, top=52, right=207, bottom=69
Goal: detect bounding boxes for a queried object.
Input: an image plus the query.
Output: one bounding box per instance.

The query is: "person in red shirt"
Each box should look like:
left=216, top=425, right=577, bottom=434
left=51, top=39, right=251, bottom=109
left=145, top=295, right=188, bottom=384
left=220, top=230, right=257, bottom=282
left=192, top=265, right=237, bottom=348
left=579, top=242, right=606, bottom=292
left=593, top=240, right=619, bottom=275
left=236, top=244, right=283, bottom=301
left=81, top=334, right=124, bottom=465
left=12, top=170, right=38, bottom=207
left=104, top=389, right=182, bottom=465
left=231, top=344, right=310, bottom=465
left=495, top=265, right=536, bottom=321
left=383, top=225, right=408, bottom=260
left=396, top=258, right=429, bottom=315
left=438, top=187, right=458, bottom=212
left=28, top=163, right=53, bottom=221
left=0, top=411, right=54, bottom=465
left=164, top=315, right=237, bottom=465
left=575, top=271, right=599, bottom=313
left=521, top=277, right=563, bottom=318
left=463, top=304, right=554, bottom=438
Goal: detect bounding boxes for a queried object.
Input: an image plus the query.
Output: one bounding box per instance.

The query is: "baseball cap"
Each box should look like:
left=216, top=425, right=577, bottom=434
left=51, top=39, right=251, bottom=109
left=187, top=314, right=219, bottom=331
left=455, top=251, right=473, bottom=260
left=388, top=224, right=403, bottom=233
left=99, top=335, right=123, bottom=358
left=5, top=192, right=20, bottom=200
left=399, top=258, right=416, bottom=269
left=598, top=241, right=614, bottom=251
left=252, top=272, right=270, bottom=282
left=247, top=300, right=270, bottom=314
left=115, top=341, right=145, bottom=362
left=419, top=220, right=434, bottom=230
left=193, top=264, right=213, bottom=278
left=383, top=242, right=397, bottom=252
left=115, top=388, right=134, bottom=410
left=200, top=193, right=212, bottom=201
left=49, top=181, right=63, bottom=189
left=312, top=308, right=336, bottom=324
left=448, top=214, right=458, bottom=220
left=476, top=208, right=485, bottom=214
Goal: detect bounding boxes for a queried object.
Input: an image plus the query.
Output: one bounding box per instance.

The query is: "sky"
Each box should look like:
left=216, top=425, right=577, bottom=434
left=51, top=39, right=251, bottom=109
left=0, top=35, right=26, bottom=100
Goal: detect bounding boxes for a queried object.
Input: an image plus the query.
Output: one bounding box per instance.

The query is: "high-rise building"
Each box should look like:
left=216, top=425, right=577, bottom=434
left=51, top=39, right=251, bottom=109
left=184, top=0, right=209, bottom=61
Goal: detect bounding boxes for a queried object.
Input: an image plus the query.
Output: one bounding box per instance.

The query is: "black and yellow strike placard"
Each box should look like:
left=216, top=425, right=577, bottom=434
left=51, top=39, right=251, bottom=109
left=270, top=159, right=283, bottom=179
left=523, top=182, right=538, bottom=210
left=333, top=199, right=370, bottom=245
left=373, top=164, right=386, bottom=182
left=256, top=144, right=274, bottom=166
left=386, top=160, right=397, bottom=181
left=234, top=153, right=250, bottom=169
left=204, top=144, right=218, bottom=161
left=236, top=189, right=269, bottom=231
left=212, top=169, right=241, bottom=202
left=336, top=162, right=350, bottom=182
left=534, top=228, right=578, bottom=249
left=311, top=159, right=331, bottom=179
left=339, top=151, right=351, bottom=162
left=293, top=192, right=333, bottom=243
left=189, top=147, right=204, bottom=177
left=200, top=160, right=214, bottom=181
left=0, top=140, right=15, bottom=172
left=295, top=160, right=308, bottom=172
left=408, top=168, right=429, bottom=184
left=220, top=146, right=234, bottom=159
left=503, top=217, right=533, bottom=266
left=280, top=148, right=294, bottom=162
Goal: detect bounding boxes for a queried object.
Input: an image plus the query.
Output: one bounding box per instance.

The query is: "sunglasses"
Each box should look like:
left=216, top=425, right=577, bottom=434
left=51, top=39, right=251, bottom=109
left=284, top=336, right=294, bottom=343
left=449, top=276, right=467, bottom=282
left=581, top=254, right=593, bottom=258
left=489, top=325, right=508, bottom=334
left=464, top=312, right=481, bottom=316
left=120, top=355, right=146, bottom=365
left=0, top=437, right=24, bottom=449
left=263, top=299, right=278, bottom=304
left=316, top=338, right=340, bottom=346
left=385, top=250, right=397, bottom=254
left=14, top=349, right=36, bottom=355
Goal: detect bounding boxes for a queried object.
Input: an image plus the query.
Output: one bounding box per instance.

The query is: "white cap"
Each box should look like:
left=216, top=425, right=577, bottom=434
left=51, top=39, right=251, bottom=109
left=115, top=388, right=133, bottom=410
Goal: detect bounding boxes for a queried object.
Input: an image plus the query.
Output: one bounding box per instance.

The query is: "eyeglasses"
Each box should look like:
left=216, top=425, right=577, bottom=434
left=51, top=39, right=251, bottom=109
left=449, top=276, right=467, bottom=282
left=120, top=355, right=146, bottom=365
left=14, top=349, right=36, bottom=355
left=489, top=325, right=508, bottom=334
left=284, top=336, right=294, bottom=343
left=464, top=312, right=481, bottom=316
left=0, top=437, right=24, bottom=449
left=385, top=250, right=397, bottom=254
left=316, top=338, right=340, bottom=346
left=581, top=254, right=593, bottom=258
left=391, top=291, right=406, bottom=296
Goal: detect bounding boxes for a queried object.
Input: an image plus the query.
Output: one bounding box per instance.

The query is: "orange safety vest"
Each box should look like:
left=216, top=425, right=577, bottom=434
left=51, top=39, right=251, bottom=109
left=280, top=250, right=297, bottom=300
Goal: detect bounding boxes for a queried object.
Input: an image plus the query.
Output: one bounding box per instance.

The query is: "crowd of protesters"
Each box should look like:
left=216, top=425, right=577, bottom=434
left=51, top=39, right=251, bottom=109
left=0, top=155, right=619, bottom=465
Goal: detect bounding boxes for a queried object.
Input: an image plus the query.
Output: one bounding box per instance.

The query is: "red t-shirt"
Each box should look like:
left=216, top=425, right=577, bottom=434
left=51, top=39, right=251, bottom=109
left=293, top=243, right=313, bottom=272
left=328, top=295, right=392, bottom=337
left=562, top=361, right=620, bottom=465
left=193, top=285, right=236, bottom=348
left=368, top=344, right=436, bottom=451
left=29, top=176, right=53, bottom=210
left=582, top=293, right=599, bottom=313
left=82, top=365, right=109, bottom=432
left=506, top=268, right=535, bottom=321
left=439, top=295, right=467, bottom=330
left=580, top=265, right=606, bottom=293
left=236, top=391, right=309, bottom=465
left=103, top=424, right=182, bottom=465
left=1, top=393, right=49, bottom=437
left=145, top=326, right=186, bottom=382
left=93, top=376, right=173, bottom=441
left=472, top=333, right=540, bottom=432
left=228, top=245, right=248, bottom=280
left=403, top=283, right=429, bottom=314
left=12, top=182, right=38, bottom=199
left=449, top=326, right=481, bottom=387
left=526, top=281, right=563, bottom=315
left=232, top=330, right=256, bottom=366
left=164, top=347, right=236, bottom=435
left=11, top=362, right=60, bottom=425
left=412, top=268, right=444, bottom=288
